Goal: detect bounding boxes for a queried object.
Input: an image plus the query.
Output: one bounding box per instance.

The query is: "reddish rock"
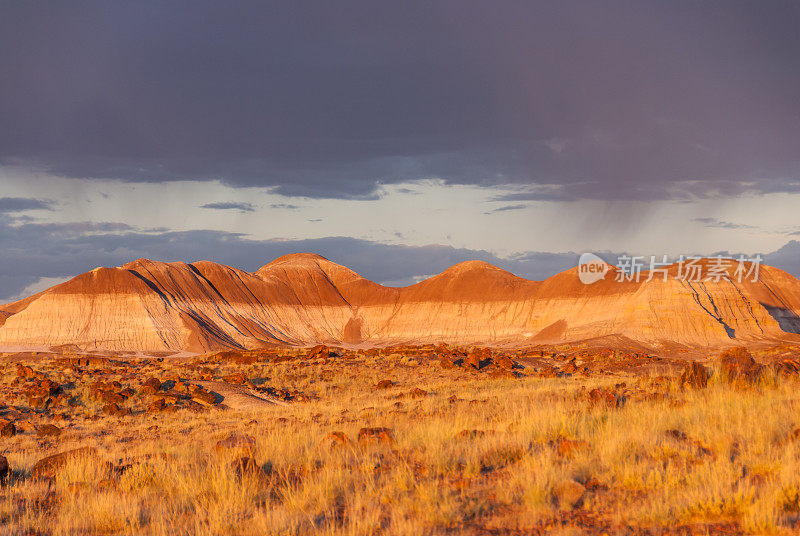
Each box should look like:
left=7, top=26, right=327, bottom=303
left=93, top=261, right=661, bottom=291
left=36, top=424, right=62, bottom=437
left=197, top=367, right=214, bottom=381
left=139, top=384, right=158, bottom=395
left=154, top=392, right=181, bottom=405
left=39, top=378, right=62, bottom=395
left=214, top=432, right=256, bottom=459
left=664, top=429, right=715, bottom=459
left=172, top=382, right=191, bottom=395
left=222, top=373, right=248, bottom=385
left=357, top=427, right=394, bottom=448
left=141, top=377, right=162, bottom=393
left=561, top=358, right=579, bottom=374
left=192, top=389, right=218, bottom=405
left=555, top=437, right=589, bottom=458
left=30, top=447, right=99, bottom=480
left=230, top=457, right=265, bottom=481
left=409, top=387, right=428, bottom=398
left=148, top=399, right=166, bottom=413
left=0, top=456, right=8, bottom=483
left=16, top=364, right=37, bottom=378
left=375, top=379, right=393, bottom=389
left=552, top=480, right=586, bottom=509
left=100, top=391, right=126, bottom=405
left=27, top=394, right=51, bottom=409
left=588, top=388, right=626, bottom=408
left=719, top=347, right=763, bottom=387
left=493, top=355, right=515, bottom=369
left=103, top=403, right=132, bottom=417
left=679, top=361, right=709, bottom=389
left=319, top=431, right=351, bottom=450
left=308, top=345, right=339, bottom=360
left=0, top=420, right=16, bottom=438
left=439, top=356, right=457, bottom=369
left=463, top=352, right=481, bottom=370
left=773, top=358, right=800, bottom=378
left=456, top=429, right=494, bottom=439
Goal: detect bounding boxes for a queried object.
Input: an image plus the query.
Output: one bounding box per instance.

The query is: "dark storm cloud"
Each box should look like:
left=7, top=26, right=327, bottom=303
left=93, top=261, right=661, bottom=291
left=0, top=197, right=52, bottom=213
left=1, top=1, right=799, bottom=200
left=200, top=201, right=255, bottom=212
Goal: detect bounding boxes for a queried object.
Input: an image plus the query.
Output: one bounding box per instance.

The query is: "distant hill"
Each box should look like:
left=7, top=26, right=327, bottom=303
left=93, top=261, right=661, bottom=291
left=1, top=253, right=799, bottom=352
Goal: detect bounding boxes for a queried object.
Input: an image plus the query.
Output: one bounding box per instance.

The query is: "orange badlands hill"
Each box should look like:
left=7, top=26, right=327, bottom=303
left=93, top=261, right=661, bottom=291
left=0, top=253, right=799, bottom=352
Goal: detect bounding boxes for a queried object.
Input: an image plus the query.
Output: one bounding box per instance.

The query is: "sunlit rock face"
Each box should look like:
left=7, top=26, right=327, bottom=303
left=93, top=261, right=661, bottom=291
left=1, top=253, right=799, bottom=352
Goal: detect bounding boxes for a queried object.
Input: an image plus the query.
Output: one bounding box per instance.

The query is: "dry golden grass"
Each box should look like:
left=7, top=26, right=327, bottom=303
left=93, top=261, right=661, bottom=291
left=0, top=351, right=799, bottom=535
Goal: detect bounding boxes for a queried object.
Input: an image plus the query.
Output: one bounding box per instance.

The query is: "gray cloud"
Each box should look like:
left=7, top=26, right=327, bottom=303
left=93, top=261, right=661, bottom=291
left=0, top=197, right=52, bottom=213
left=200, top=201, right=255, bottom=212
left=484, top=204, right=528, bottom=214
left=693, top=217, right=757, bottom=230
left=764, top=240, right=800, bottom=278
left=1, top=2, right=799, bottom=200
left=269, top=203, right=302, bottom=210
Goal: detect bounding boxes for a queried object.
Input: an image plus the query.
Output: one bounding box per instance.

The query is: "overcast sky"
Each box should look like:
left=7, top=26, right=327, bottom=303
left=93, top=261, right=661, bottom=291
left=1, top=1, right=799, bottom=301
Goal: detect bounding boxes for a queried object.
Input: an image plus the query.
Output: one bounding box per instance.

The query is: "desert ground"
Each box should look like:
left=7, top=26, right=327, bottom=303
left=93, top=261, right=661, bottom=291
left=1, top=344, right=800, bottom=535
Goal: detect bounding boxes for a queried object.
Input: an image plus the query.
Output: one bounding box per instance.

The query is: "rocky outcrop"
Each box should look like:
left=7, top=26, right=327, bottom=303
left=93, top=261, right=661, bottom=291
left=1, top=253, right=799, bottom=352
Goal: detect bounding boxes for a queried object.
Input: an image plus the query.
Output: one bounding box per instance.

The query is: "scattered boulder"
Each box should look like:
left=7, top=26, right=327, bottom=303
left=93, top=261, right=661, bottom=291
left=664, top=429, right=715, bottom=459
left=191, top=389, right=218, bottom=406
left=94, top=388, right=126, bottom=406
left=439, top=356, right=457, bottom=369
left=463, top=353, right=481, bottom=370
left=588, top=388, right=626, bottom=409
left=679, top=362, right=709, bottom=389
left=0, top=456, right=8, bottom=483
left=493, top=355, right=515, bottom=369
left=148, top=399, right=166, bottom=413
left=554, top=437, right=589, bottom=458
left=103, top=403, right=132, bottom=417
left=36, top=424, right=62, bottom=437
left=230, top=457, right=265, bottom=481
left=139, top=377, right=162, bottom=394
left=357, top=427, right=394, bottom=448
left=30, top=447, right=99, bottom=480
left=773, top=358, right=800, bottom=378
left=27, top=393, right=51, bottom=410
left=308, top=345, right=339, bottom=360
left=17, top=364, right=44, bottom=379
left=456, top=429, right=494, bottom=439
left=409, top=387, right=428, bottom=398
left=222, top=373, right=248, bottom=385
left=561, top=358, right=579, bottom=374
left=214, top=432, right=256, bottom=459
left=719, top=347, right=763, bottom=387
left=0, top=420, right=16, bottom=438
left=375, top=379, right=393, bottom=389
left=217, top=351, right=259, bottom=365
left=552, top=480, right=586, bottom=509
left=319, top=431, right=351, bottom=450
